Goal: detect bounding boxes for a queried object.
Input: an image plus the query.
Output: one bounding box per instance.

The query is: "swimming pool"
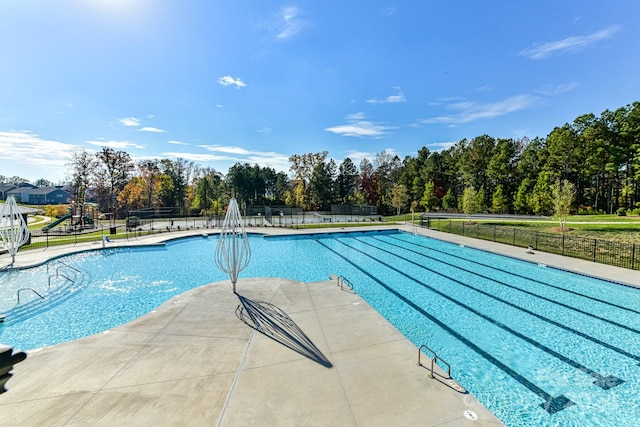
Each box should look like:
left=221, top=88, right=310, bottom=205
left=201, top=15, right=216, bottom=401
left=1, top=230, right=639, bottom=426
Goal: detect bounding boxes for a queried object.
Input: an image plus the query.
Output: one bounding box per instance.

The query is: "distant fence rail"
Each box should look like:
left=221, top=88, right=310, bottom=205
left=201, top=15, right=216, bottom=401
left=10, top=210, right=383, bottom=253
left=420, top=217, right=640, bottom=271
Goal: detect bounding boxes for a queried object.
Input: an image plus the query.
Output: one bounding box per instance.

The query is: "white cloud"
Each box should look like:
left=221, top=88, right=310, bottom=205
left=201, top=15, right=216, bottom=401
left=258, top=127, right=272, bottom=133
left=535, top=82, right=581, bottom=96
left=217, top=75, right=247, bottom=88
left=326, top=113, right=394, bottom=137
left=139, top=126, right=167, bottom=133
left=168, top=140, right=189, bottom=146
left=428, top=141, right=456, bottom=152
left=366, top=91, right=407, bottom=105
left=423, top=94, right=539, bottom=125
left=0, top=131, right=79, bottom=180
left=166, top=145, right=291, bottom=172
left=161, top=152, right=233, bottom=163
left=118, top=117, right=141, bottom=127
left=200, top=145, right=250, bottom=155
left=343, top=150, right=374, bottom=164
left=276, top=7, right=303, bottom=40
left=346, top=112, right=366, bottom=121
left=87, top=140, right=145, bottom=149
left=518, top=25, right=620, bottom=60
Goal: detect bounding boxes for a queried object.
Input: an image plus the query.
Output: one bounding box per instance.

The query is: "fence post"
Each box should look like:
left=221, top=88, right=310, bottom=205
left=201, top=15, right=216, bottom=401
left=462, top=221, right=465, bottom=236
left=562, top=234, right=565, bottom=256
left=593, top=239, right=597, bottom=262
left=512, top=228, right=516, bottom=246
left=633, top=244, right=636, bottom=270
left=535, top=231, right=538, bottom=250
left=493, top=224, right=496, bottom=242
left=476, top=223, right=479, bottom=238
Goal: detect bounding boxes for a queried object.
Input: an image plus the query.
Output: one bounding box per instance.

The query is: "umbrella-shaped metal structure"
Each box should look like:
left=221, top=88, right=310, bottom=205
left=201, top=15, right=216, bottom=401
left=0, top=196, right=30, bottom=266
left=215, top=198, right=251, bottom=293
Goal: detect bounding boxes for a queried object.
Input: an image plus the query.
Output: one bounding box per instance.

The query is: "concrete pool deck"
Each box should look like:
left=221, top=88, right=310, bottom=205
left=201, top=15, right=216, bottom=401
left=1, top=224, right=639, bottom=426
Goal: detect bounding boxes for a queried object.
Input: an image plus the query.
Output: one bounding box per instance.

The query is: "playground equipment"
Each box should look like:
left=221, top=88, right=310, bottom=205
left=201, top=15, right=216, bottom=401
left=42, top=214, right=72, bottom=232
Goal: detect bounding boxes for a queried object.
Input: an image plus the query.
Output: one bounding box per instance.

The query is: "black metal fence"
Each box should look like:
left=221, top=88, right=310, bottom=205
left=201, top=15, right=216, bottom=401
left=15, top=210, right=383, bottom=252
left=420, top=217, right=640, bottom=271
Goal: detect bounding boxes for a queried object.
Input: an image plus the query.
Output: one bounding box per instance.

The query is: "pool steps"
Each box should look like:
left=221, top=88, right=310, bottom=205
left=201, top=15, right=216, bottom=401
left=1, top=262, right=87, bottom=325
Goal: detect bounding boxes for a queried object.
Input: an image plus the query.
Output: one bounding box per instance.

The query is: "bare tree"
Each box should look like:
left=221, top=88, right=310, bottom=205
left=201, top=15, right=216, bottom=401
left=551, top=179, right=576, bottom=231
left=94, top=147, right=134, bottom=216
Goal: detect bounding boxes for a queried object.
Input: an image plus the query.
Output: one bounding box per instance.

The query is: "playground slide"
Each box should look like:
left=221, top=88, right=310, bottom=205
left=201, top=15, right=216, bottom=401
left=42, top=214, right=72, bottom=232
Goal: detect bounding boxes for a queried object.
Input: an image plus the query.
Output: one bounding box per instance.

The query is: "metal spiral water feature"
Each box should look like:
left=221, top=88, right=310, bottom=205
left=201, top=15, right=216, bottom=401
left=214, top=198, right=251, bottom=293
left=0, top=196, right=30, bottom=266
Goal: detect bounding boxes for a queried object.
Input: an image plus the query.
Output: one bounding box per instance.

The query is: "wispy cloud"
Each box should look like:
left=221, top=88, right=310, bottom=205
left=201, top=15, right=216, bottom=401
left=326, top=113, right=394, bottom=137
left=0, top=131, right=79, bottom=179
left=167, top=145, right=290, bottom=172
left=87, top=140, right=145, bottom=149
left=258, top=127, right=272, bottom=133
left=366, top=91, right=407, bottom=105
left=217, top=75, right=247, bottom=88
left=518, top=25, right=620, bottom=60
left=257, top=6, right=305, bottom=42
left=428, top=141, right=457, bottom=151
left=342, top=148, right=401, bottom=165
left=380, top=7, right=396, bottom=16
left=139, top=126, right=167, bottom=133
left=423, top=94, right=539, bottom=125
left=276, top=7, right=303, bottom=40
left=200, top=145, right=250, bottom=155
left=161, top=152, right=232, bottom=163
left=344, top=150, right=374, bottom=162
left=118, top=117, right=141, bottom=127
left=168, top=140, right=189, bottom=146
left=535, top=82, right=581, bottom=96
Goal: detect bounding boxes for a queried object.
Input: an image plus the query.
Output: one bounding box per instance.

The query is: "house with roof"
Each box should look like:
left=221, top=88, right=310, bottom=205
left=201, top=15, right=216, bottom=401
left=6, top=187, right=36, bottom=203
left=27, top=187, right=71, bottom=205
left=0, top=184, right=17, bottom=200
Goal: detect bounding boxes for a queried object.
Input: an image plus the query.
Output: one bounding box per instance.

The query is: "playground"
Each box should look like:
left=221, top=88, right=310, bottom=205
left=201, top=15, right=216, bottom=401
left=41, top=214, right=95, bottom=234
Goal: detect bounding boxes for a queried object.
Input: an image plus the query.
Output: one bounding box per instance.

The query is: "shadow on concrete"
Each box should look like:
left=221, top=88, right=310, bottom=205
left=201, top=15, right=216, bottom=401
left=235, top=294, right=332, bottom=368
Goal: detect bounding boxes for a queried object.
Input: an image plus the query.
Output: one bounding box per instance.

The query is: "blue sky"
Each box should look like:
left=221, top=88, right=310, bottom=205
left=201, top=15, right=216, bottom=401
left=1, top=0, right=638, bottom=183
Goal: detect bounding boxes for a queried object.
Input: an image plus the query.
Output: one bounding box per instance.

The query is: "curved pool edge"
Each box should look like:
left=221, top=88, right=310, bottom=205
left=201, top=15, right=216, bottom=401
left=0, top=225, right=403, bottom=270
left=1, top=276, right=505, bottom=426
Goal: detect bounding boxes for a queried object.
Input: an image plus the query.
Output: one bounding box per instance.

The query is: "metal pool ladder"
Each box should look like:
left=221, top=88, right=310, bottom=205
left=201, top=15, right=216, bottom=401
left=336, top=275, right=354, bottom=291
left=417, top=344, right=451, bottom=379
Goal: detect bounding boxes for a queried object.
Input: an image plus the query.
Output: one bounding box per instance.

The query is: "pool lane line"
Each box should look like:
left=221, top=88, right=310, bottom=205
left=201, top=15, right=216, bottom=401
left=381, top=235, right=640, bottom=336
left=316, top=240, right=574, bottom=414
left=365, top=237, right=640, bottom=364
left=337, top=238, right=625, bottom=391
left=388, top=234, right=640, bottom=317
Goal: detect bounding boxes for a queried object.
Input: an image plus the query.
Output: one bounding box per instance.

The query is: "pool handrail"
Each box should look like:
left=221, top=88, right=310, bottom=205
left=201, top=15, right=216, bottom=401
left=418, top=344, right=451, bottom=379
left=336, top=275, right=354, bottom=291
left=17, top=288, right=45, bottom=305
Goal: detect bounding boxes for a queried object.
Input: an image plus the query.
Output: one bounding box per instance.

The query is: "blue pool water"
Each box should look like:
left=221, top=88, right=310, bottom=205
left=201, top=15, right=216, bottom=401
left=1, top=230, right=639, bottom=427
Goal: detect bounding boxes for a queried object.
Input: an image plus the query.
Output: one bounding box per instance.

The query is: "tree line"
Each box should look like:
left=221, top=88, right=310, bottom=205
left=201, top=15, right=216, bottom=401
left=3, top=101, right=639, bottom=218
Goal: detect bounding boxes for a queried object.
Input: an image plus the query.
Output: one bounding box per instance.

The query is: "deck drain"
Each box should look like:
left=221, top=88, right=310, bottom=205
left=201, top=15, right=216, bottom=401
left=463, top=410, right=478, bottom=421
